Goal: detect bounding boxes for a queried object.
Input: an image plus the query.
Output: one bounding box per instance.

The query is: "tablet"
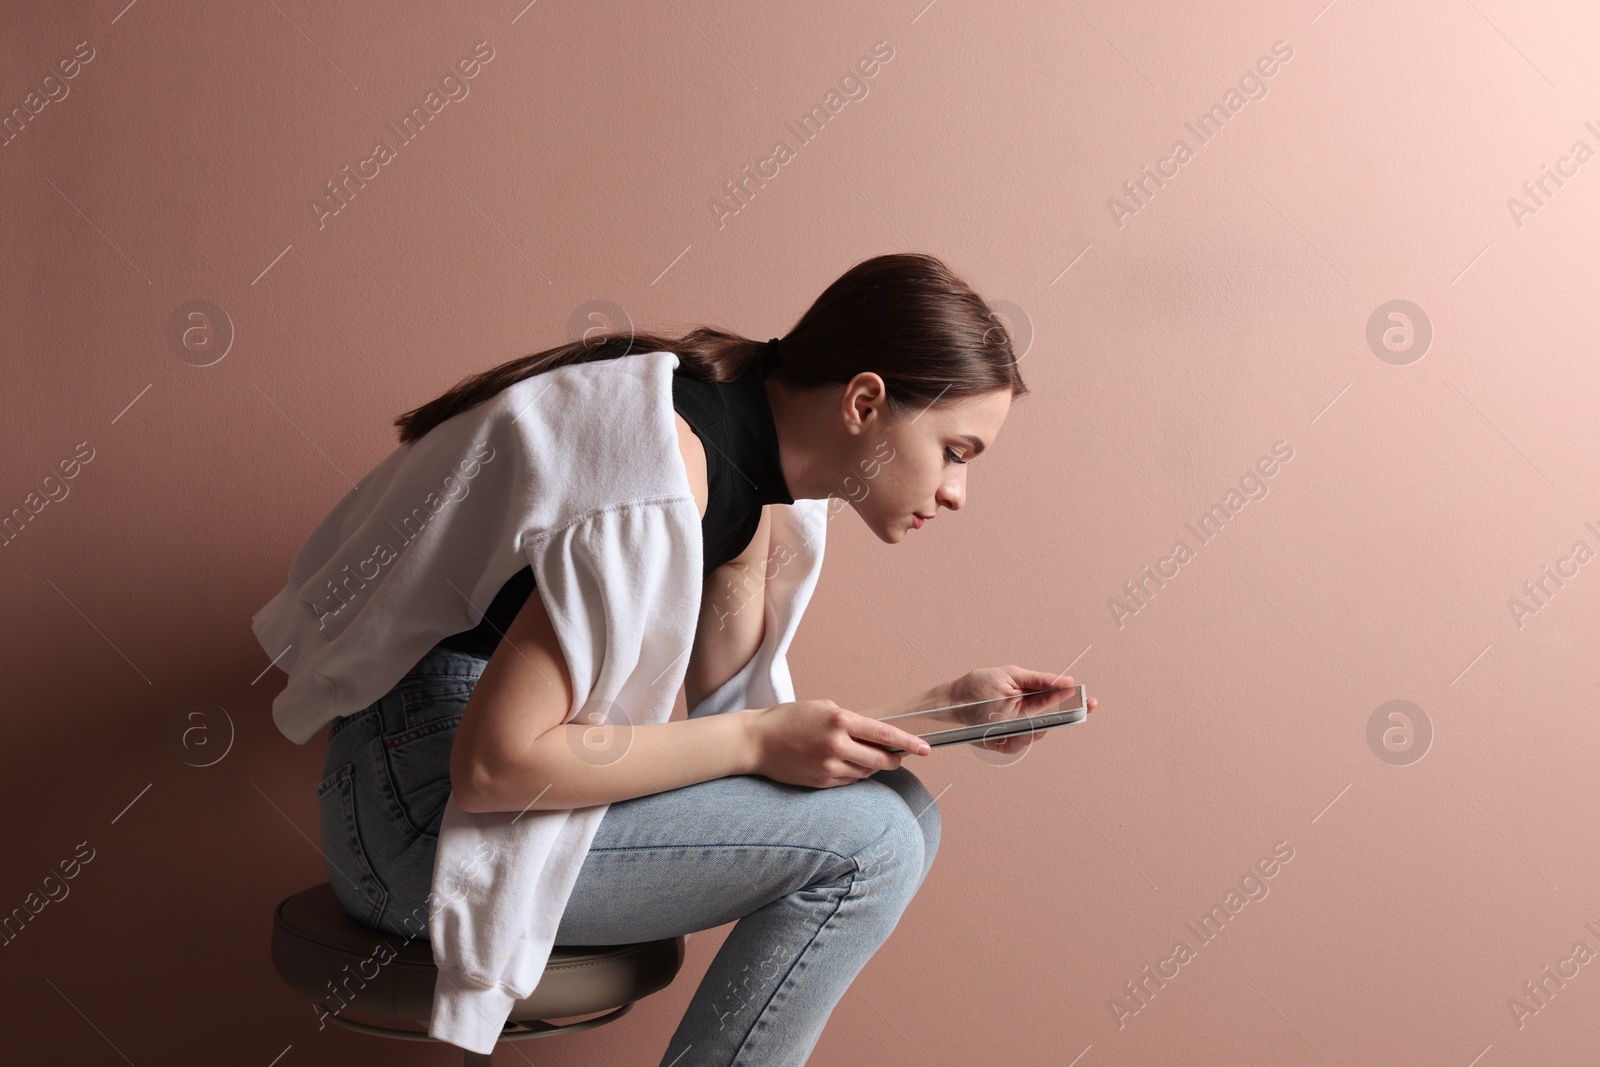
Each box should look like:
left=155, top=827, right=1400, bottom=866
left=873, top=683, right=1088, bottom=752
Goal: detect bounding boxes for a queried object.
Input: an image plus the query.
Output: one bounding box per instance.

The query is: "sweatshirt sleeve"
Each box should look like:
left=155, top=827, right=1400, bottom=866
left=426, top=499, right=701, bottom=1055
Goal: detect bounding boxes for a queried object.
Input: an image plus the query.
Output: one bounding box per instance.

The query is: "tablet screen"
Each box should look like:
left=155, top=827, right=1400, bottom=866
left=878, top=684, right=1085, bottom=739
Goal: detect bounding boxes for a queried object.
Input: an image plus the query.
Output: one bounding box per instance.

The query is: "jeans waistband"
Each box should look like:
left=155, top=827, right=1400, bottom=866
left=327, top=644, right=488, bottom=741
left=405, top=643, right=490, bottom=680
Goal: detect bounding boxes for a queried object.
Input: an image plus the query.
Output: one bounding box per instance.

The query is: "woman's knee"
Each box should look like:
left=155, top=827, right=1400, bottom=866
left=866, top=766, right=942, bottom=874
left=841, top=776, right=936, bottom=906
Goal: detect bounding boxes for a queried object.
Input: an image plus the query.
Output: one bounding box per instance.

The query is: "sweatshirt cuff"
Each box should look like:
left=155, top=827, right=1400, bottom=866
left=429, top=966, right=520, bottom=1056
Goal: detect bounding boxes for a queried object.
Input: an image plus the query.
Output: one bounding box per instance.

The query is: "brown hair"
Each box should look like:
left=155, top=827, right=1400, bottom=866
left=393, top=251, right=1027, bottom=445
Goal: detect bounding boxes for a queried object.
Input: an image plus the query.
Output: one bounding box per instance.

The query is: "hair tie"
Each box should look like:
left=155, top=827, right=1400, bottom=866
left=762, top=336, right=782, bottom=371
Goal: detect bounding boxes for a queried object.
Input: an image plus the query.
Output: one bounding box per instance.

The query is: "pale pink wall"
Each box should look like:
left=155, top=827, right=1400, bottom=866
left=3, top=0, right=1598, bottom=1063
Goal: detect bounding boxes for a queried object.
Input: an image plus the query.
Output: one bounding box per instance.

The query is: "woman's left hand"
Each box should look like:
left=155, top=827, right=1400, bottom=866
left=945, top=665, right=1098, bottom=754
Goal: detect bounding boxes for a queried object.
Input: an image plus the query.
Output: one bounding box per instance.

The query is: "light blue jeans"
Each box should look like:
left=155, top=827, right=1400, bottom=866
left=318, top=645, right=942, bottom=1066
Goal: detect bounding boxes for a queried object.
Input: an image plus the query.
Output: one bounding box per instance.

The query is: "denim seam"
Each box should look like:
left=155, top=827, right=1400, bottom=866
left=386, top=711, right=465, bottom=746
left=376, top=732, right=440, bottom=841
left=729, top=857, right=861, bottom=1067
left=400, top=689, right=473, bottom=731
left=317, top=761, right=389, bottom=928
left=584, top=843, right=850, bottom=863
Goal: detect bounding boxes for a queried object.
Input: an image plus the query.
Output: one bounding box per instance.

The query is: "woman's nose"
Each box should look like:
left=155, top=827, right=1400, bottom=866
left=936, top=472, right=965, bottom=511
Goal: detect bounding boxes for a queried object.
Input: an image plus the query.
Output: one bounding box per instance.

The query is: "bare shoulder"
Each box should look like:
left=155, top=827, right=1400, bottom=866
left=673, top=412, right=708, bottom=520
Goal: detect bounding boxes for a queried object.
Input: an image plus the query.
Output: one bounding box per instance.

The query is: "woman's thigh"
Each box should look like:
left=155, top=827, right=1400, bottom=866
left=553, top=766, right=942, bottom=946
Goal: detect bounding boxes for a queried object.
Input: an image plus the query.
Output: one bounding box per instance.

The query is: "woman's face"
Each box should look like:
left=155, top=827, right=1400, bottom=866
left=835, top=376, right=1013, bottom=543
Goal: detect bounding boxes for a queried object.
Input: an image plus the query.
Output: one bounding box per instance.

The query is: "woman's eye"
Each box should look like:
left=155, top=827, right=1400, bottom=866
left=945, top=447, right=967, bottom=465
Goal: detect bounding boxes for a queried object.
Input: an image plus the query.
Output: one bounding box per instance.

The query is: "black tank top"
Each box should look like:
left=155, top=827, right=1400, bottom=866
left=432, top=362, right=794, bottom=660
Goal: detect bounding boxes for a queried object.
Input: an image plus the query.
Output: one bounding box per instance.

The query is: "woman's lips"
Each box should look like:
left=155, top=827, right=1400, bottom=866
left=912, top=515, right=924, bottom=529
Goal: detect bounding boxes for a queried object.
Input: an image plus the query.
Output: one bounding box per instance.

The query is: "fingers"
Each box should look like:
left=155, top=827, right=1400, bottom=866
left=844, top=712, right=931, bottom=756
left=841, top=738, right=907, bottom=772
left=840, top=754, right=898, bottom=778
left=1007, top=664, right=1071, bottom=690
left=810, top=762, right=893, bottom=789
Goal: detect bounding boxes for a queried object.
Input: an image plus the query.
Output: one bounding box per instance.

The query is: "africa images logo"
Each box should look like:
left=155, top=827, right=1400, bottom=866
left=1107, top=39, right=1295, bottom=229
left=307, top=442, right=496, bottom=631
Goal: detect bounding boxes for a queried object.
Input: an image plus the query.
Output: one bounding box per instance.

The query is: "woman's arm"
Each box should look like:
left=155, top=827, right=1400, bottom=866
left=450, top=574, right=764, bottom=814
left=449, top=573, right=927, bottom=811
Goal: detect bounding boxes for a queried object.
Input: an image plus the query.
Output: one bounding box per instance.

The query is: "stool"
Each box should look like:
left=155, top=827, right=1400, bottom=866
left=272, top=882, right=685, bottom=1065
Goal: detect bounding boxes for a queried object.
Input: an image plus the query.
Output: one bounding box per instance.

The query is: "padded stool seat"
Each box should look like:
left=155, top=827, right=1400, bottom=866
left=272, top=882, right=684, bottom=1062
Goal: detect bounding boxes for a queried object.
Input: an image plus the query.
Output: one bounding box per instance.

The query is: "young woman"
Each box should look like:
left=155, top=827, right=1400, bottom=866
left=310, top=251, right=1095, bottom=1065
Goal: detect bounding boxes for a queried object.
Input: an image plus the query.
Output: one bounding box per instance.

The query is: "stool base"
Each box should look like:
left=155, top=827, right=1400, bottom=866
left=317, top=1000, right=634, bottom=1064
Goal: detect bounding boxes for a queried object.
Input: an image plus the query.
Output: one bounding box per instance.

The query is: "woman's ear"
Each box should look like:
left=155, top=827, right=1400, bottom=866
left=842, top=372, right=886, bottom=432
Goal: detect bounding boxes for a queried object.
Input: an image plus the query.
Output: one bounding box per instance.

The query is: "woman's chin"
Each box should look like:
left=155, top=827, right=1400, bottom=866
left=857, top=508, right=904, bottom=543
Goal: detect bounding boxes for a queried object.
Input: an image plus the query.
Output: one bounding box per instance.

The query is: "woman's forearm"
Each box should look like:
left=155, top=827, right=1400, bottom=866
left=461, top=679, right=955, bottom=813
left=459, top=666, right=954, bottom=813
left=460, top=708, right=762, bottom=813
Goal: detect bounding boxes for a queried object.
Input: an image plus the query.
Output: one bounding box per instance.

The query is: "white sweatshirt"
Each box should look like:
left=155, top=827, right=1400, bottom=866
left=250, top=350, right=828, bottom=1053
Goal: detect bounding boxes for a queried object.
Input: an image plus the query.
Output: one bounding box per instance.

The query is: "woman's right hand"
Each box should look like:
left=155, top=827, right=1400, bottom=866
left=746, top=699, right=932, bottom=789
